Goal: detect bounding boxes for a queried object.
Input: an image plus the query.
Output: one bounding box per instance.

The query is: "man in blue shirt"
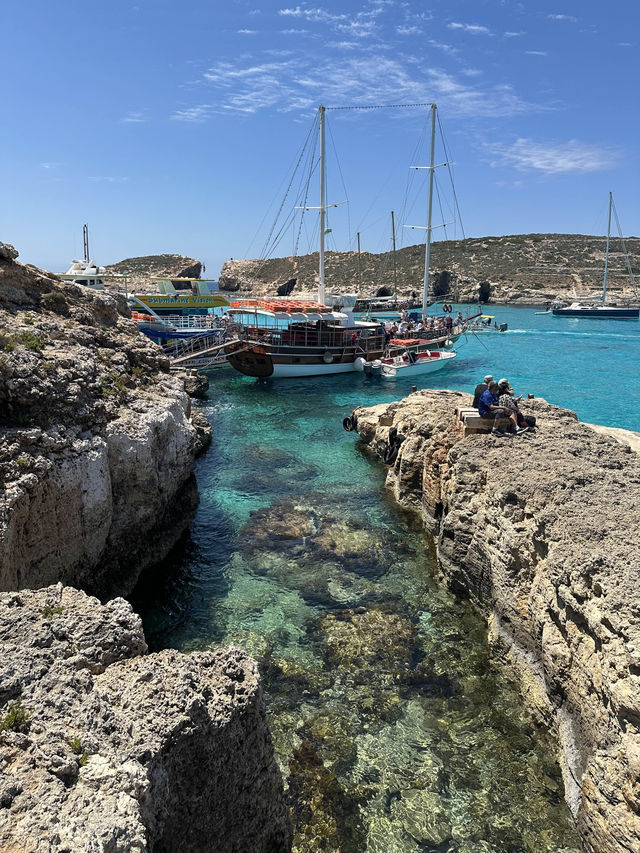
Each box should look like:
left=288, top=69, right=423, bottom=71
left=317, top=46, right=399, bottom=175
left=478, top=381, right=526, bottom=435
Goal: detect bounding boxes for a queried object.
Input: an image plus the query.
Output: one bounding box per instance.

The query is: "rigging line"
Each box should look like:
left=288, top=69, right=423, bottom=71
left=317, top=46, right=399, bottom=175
left=256, top=112, right=319, bottom=264
left=437, top=112, right=466, bottom=240
left=326, top=117, right=352, bottom=251
left=326, top=102, right=434, bottom=111
left=611, top=198, right=638, bottom=294
left=294, top=131, right=319, bottom=258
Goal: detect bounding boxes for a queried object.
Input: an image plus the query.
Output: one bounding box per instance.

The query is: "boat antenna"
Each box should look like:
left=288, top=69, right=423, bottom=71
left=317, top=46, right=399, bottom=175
left=83, top=224, right=90, bottom=264
left=423, top=103, right=437, bottom=321
left=603, top=192, right=612, bottom=305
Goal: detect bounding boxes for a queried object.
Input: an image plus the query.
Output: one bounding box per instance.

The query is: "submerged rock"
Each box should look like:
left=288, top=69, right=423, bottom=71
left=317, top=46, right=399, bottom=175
left=352, top=388, right=640, bottom=853
left=0, top=585, right=291, bottom=852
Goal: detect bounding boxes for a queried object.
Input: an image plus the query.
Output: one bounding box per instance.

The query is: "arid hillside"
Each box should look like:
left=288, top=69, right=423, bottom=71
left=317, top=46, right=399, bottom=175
left=218, top=233, right=640, bottom=305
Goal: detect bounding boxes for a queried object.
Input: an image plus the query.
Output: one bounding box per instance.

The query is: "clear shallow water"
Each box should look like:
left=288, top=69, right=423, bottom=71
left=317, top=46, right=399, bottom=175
left=130, top=305, right=634, bottom=851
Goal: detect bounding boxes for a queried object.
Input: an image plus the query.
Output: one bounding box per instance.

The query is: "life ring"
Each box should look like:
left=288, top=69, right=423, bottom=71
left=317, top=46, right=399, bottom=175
left=343, top=415, right=355, bottom=432
left=323, top=350, right=334, bottom=364
left=443, top=303, right=452, bottom=313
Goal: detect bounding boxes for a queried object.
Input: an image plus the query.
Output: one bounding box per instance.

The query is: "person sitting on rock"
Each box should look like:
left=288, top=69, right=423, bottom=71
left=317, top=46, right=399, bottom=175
left=473, top=374, right=493, bottom=407
left=478, top=381, right=526, bottom=436
left=497, top=378, right=530, bottom=429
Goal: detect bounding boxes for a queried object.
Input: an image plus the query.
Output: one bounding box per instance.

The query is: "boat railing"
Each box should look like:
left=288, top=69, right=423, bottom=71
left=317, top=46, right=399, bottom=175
left=163, top=330, right=228, bottom=361
left=156, top=314, right=223, bottom=330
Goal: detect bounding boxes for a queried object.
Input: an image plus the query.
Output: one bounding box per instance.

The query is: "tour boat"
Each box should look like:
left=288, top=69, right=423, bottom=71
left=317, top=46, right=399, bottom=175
left=356, top=348, right=457, bottom=378
left=130, top=278, right=229, bottom=314
left=224, top=299, right=387, bottom=378
left=223, top=106, right=389, bottom=379
left=553, top=194, right=639, bottom=319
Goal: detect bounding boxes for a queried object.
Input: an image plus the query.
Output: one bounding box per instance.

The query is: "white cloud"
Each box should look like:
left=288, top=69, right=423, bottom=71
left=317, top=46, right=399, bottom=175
left=396, top=25, right=421, bottom=35
left=548, top=14, right=577, bottom=22
left=448, top=22, right=492, bottom=36
left=39, top=162, right=61, bottom=169
left=281, top=27, right=308, bottom=33
left=487, top=138, right=617, bottom=175
left=171, top=104, right=214, bottom=122
left=504, top=31, right=525, bottom=38
left=238, top=28, right=257, bottom=34
left=277, top=2, right=385, bottom=38
left=525, top=50, right=548, bottom=56
left=193, top=53, right=535, bottom=118
left=88, top=176, right=129, bottom=183
left=120, top=111, right=147, bottom=123
left=427, top=40, right=458, bottom=56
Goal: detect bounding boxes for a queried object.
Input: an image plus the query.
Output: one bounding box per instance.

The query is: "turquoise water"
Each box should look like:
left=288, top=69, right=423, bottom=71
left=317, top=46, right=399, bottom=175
left=131, top=304, right=637, bottom=851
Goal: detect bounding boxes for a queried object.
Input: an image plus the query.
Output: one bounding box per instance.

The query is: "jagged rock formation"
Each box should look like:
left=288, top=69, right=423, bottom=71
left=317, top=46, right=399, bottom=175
left=105, top=253, right=202, bottom=295
left=219, top=232, right=640, bottom=305
left=351, top=390, right=640, bottom=853
left=0, top=584, right=291, bottom=852
left=0, top=244, right=200, bottom=598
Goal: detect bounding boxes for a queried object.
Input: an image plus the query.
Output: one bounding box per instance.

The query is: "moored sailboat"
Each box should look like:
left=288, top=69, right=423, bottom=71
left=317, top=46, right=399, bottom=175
left=224, top=105, right=387, bottom=378
left=553, top=194, right=639, bottom=319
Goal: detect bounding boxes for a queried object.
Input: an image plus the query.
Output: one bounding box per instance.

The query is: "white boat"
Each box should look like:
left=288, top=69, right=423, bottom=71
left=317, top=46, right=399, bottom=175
left=356, top=348, right=457, bottom=378
left=552, top=194, right=639, bottom=319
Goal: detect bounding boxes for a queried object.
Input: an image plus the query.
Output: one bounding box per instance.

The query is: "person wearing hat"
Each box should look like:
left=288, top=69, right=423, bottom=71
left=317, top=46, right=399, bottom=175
left=478, top=381, right=526, bottom=435
left=473, top=374, right=493, bottom=408
left=497, top=378, right=529, bottom=430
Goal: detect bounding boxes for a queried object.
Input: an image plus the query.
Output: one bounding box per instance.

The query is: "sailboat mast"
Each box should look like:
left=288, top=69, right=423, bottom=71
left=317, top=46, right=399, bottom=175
left=422, top=104, right=437, bottom=321
left=83, top=224, right=90, bottom=264
left=318, top=104, right=326, bottom=306
left=602, top=191, right=612, bottom=305
left=391, top=210, right=397, bottom=292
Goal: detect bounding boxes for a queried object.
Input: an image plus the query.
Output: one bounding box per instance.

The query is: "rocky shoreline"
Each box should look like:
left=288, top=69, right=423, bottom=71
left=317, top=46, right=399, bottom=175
left=350, top=390, right=640, bottom=853
left=0, top=244, right=291, bottom=851
left=0, top=585, right=291, bottom=852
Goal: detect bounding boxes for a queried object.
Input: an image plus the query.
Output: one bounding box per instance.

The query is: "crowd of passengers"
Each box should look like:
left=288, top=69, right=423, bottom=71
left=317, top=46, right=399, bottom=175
left=386, top=311, right=465, bottom=337
left=473, top=373, right=535, bottom=437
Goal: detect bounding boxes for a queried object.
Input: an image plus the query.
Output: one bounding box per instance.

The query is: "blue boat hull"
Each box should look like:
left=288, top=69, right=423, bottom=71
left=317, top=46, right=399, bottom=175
left=552, top=307, right=639, bottom=318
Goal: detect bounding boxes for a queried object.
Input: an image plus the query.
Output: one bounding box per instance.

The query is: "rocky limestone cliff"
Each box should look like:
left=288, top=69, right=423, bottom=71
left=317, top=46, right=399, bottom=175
left=219, top=232, right=640, bottom=305
left=351, top=390, right=640, bottom=853
left=0, top=584, right=291, bottom=852
left=0, top=242, right=200, bottom=598
left=105, top=253, right=202, bottom=295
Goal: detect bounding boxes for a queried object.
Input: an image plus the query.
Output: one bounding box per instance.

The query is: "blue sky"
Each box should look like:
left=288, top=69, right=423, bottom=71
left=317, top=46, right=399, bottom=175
left=2, top=0, right=638, bottom=277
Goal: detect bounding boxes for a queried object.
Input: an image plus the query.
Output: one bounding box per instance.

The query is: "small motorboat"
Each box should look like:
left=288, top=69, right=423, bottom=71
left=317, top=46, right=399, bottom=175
left=356, top=348, right=457, bottom=378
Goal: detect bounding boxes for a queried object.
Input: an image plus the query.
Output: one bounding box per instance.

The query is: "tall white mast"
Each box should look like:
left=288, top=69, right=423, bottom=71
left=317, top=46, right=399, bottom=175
left=318, top=104, right=326, bottom=305
left=422, top=104, right=437, bottom=321
left=602, top=191, right=612, bottom=305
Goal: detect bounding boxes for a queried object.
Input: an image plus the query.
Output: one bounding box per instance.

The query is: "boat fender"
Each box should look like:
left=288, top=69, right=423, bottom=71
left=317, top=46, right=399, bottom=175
left=354, top=356, right=367, bottom=372
left=383, top=444, right=398, bottom=464
left=445, top=339, right=453, bottom=347
left=343, top=413, right=357, bottom=432
left=323, top=349, right=334, bottom=364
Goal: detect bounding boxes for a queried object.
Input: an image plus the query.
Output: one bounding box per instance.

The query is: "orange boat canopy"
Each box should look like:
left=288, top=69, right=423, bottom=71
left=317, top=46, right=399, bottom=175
left=229, top=298, right=331, bottom=313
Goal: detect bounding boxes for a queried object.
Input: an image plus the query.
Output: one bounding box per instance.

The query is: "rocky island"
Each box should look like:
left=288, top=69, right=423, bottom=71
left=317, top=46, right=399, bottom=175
left=350, top=389, right=640, bottom=853
left=0, top=243, right=291, bottom=851
left=218, top=232, right=640, bottom=306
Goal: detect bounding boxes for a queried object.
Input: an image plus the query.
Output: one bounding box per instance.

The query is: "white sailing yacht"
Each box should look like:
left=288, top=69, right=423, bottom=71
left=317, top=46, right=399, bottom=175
left=553, top=194, right=639, bottom=319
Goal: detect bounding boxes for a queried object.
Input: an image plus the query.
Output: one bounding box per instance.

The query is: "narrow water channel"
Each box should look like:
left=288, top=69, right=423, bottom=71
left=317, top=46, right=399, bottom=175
left=133, top=370, right=581, bottom=852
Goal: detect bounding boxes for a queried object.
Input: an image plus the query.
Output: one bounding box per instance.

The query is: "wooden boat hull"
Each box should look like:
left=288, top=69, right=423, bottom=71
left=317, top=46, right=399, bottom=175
left=225, top=342, right=385, bottom=378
